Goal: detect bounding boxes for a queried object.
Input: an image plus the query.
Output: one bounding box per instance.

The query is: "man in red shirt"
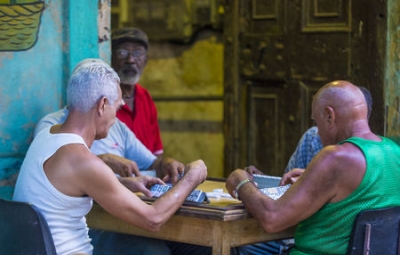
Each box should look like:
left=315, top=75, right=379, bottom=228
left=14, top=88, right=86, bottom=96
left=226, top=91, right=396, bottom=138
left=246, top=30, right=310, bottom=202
left=112, top=27, right=163, bottom=156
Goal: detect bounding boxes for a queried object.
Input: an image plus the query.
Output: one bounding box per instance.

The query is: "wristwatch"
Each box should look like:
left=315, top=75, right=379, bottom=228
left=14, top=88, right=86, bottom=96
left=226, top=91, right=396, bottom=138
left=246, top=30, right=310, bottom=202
left=233, top=178, right=252, bottom=200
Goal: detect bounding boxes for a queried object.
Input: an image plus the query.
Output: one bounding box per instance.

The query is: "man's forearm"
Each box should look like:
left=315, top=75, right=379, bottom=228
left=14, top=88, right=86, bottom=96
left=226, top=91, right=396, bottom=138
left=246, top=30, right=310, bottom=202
left=97, top=153, right=140, bottom=177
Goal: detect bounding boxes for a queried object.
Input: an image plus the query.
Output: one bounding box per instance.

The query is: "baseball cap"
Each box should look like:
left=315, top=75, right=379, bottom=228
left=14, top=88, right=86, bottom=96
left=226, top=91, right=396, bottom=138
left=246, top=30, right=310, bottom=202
left=111, top=27, right=149, bottom=49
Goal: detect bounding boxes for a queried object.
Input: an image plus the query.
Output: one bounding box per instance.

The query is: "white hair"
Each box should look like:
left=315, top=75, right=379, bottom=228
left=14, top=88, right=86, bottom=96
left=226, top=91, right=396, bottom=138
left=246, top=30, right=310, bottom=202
left=67, top=59, right=120, bottom=112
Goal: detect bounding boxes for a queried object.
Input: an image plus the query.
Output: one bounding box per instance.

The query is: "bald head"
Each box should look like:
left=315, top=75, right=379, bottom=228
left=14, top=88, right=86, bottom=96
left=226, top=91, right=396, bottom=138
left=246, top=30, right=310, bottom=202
left=313, top=80, right=368, bottom=120
left=312, top=80, right=370, bottom=145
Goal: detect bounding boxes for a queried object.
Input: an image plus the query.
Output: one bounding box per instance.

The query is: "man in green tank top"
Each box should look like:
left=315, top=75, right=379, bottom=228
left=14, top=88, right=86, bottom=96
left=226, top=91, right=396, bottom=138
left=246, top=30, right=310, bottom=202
left=226, top=80, right=400, bottom=255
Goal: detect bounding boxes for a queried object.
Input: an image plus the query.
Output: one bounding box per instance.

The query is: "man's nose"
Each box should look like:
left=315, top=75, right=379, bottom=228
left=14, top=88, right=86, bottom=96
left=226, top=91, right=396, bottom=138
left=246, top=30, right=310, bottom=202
left=126, top=54, right=136, bottom=63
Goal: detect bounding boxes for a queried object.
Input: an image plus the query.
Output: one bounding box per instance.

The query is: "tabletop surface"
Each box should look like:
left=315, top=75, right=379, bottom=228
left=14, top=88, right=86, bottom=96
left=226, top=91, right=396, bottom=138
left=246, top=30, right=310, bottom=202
left=138, top=178, right=250, bottom=221
left=87, top=178, right=296, bottom=252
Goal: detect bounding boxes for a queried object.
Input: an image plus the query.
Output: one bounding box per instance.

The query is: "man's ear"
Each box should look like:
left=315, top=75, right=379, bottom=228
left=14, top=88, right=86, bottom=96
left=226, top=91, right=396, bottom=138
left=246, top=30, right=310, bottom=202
left=325, top=106, right=335, bottom=127
left=97, top=97, right=108, bottom=116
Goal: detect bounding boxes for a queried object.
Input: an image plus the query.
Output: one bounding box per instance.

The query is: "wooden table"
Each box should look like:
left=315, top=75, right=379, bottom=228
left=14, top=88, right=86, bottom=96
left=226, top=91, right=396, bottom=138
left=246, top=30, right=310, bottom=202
left=86, top=179, right=295, bottom=255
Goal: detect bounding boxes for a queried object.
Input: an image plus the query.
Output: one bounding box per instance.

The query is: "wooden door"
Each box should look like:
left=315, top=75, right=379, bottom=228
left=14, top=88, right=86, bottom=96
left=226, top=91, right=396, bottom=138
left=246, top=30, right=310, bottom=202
left=223, top=0, right=386, bottom=176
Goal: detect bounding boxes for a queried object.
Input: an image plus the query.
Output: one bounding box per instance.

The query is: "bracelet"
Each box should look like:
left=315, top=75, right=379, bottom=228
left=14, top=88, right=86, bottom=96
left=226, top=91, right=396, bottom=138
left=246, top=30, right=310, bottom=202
left=233, top=178, right=252, bottom=200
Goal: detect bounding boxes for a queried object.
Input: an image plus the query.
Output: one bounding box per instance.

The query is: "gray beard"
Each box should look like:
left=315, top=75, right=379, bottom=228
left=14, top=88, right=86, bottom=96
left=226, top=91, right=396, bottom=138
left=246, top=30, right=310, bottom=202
left=119, top=73, right=141, bottom=85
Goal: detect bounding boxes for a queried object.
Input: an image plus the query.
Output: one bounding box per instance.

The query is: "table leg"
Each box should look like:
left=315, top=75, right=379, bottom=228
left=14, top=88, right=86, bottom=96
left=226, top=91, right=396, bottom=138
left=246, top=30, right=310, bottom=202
left=212, top=244, right=232, bottom=255
left=211, top=221, right=234, bottom=255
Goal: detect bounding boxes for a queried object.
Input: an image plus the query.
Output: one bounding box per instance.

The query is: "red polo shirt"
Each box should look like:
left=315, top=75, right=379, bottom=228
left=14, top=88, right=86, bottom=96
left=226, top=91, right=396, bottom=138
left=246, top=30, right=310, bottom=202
left=117, top=84, right=163, bottom=155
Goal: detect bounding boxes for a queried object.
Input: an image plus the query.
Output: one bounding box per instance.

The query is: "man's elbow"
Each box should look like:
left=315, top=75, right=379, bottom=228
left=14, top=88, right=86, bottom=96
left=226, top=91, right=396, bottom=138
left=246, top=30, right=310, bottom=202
left=142, top=215, right=167, bottom=232
left=259, top=214, right=288, bottom=233
left=144, top=224, right=162, bottom=232
left=262, top=222, right=283, bottom=233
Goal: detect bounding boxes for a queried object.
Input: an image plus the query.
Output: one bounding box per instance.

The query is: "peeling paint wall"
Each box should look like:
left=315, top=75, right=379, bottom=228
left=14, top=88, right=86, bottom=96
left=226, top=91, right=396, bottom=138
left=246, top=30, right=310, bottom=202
left=385, top=0, right=400, bottom=141
left=0, top=0, right=111, bottom=199
left=113, top=0, right=226, bottom=177
left=141, top=31, right=225, bottom=177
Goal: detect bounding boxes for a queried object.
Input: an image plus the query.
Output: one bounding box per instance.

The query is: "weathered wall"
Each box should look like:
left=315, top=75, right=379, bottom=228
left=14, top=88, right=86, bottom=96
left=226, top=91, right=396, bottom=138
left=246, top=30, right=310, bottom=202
left=0, top=0, right=111, bottom=199
left=385, top=0, right=400, bottom=140
left=1, top=0, right=398, bottom=199
left=141, top=31, right=225, bottom=177
left=113, top=0, right=226, bottom=177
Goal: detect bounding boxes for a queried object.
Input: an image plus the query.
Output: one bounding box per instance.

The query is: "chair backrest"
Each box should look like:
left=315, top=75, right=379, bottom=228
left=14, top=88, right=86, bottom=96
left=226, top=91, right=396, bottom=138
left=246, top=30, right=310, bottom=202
left=0, top=198, right=57, bottom=255
left=347, top=206, right=400, bottom=255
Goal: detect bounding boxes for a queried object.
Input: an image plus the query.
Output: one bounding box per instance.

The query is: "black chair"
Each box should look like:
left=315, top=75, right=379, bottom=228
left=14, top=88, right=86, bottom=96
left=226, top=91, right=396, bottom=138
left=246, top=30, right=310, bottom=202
left=347, top=206, right=400, bottom=255
left=0, top=198, right=57, bottom=255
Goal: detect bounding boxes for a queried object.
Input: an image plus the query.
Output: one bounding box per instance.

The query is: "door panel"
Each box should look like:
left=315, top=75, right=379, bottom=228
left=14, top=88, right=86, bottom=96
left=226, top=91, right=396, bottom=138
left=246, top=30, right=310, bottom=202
left=223, top=0, right=386, bottom=176
left=247, top=82, right=283, bottom=176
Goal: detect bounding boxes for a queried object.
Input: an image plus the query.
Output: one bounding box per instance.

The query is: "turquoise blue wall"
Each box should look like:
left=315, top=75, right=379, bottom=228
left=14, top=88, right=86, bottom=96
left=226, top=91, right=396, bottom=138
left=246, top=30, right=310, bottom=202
left=0, top=0, right=110, bottom=199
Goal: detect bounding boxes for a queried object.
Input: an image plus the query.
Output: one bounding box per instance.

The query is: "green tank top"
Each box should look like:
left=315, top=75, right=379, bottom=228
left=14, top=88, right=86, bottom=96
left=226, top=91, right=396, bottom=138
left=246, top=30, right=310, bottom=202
left=290, top=136, right=400, bottom=255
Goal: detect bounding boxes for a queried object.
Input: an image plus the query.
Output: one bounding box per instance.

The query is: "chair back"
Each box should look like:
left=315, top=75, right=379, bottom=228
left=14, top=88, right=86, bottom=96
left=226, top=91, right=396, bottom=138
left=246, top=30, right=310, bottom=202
left=0, top=198, right=57, bottom=255
left=347, top=206, right=400, bottom=255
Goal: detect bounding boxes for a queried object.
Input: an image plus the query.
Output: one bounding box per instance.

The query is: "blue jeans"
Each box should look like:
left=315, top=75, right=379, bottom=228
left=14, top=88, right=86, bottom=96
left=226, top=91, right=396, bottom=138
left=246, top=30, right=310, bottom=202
left=167, top=241, right=283, bottom=255
left=89, top=229, right=171, bottom=255
left=235, top=241, right=285, bottom=255
left=166, top=240, right=283, bottom=255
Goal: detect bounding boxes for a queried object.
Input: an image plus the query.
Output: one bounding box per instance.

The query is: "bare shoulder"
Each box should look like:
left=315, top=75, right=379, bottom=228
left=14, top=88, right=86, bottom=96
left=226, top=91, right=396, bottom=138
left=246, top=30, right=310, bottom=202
left=63, top=142, right=96, bottom=157
left=308, top=142, right=366, bottom=201
left=53, top=143, right=108, bottom=176
left=44, top=143, right=114, bottom=197
left=316, top=143, right=365, bottom=174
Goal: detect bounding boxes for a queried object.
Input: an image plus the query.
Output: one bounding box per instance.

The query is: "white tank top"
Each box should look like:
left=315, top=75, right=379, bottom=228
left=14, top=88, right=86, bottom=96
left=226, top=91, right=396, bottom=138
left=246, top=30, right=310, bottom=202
left=13, top=127, right=93, bottom=255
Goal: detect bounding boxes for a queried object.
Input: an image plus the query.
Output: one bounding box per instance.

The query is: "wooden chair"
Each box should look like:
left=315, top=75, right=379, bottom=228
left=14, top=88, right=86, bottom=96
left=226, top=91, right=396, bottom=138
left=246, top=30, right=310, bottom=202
left=0, top=198, right=57, bottom=255
left=347, top=206, right=400, bottom=255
